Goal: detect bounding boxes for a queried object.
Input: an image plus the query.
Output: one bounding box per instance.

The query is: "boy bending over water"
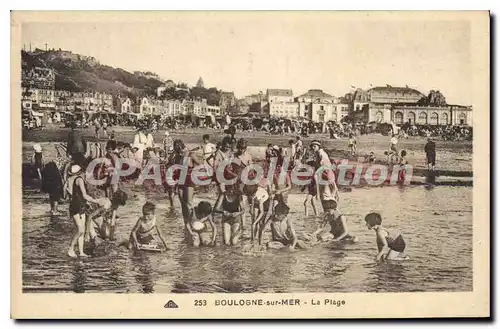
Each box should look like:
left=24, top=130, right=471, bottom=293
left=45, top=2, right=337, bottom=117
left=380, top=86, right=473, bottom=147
left=308, top=200, right=357, bottom=243
left=129, top=202, right=168, bottom=251
left=243, top=182, right=272, bottom=242
left=364, top=212, right=408, bottom=261
left=264, top=203, right=308, bottom=251
left=186, top=201, right=217, bottom=247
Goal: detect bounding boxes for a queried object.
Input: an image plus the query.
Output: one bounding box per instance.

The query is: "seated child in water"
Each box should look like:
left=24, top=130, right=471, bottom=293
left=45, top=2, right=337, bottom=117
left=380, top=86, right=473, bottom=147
left=264, top=203, right=308, bottom=251
left=364, top=212, right=408, bottom=261
left=308, top=200, right=357, bottom=244
left=129, top=202, right=168, bottom=251
left=186, top=201, right=216, bottom=247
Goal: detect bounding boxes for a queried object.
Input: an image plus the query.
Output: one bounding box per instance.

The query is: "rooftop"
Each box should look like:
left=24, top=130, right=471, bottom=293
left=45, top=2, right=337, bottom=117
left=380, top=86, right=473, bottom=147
left=298, top=89, right=334, bottom=99
left=369, top=86, right=423, bottom=95
left=267, top=89, right=293, bottom=97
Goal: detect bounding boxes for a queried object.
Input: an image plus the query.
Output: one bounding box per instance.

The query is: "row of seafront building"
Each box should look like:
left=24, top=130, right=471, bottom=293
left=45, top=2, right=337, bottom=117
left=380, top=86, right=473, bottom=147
left=238, top=87, right=472, bottom=126
left=22, top=88, right=225, bottom=118
left=21, top=65, right=472, bottom=126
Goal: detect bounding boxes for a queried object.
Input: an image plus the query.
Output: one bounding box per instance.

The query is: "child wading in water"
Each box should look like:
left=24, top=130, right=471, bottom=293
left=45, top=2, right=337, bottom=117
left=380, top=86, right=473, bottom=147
left=66, top=164, right=102, bottom=258
left=215, top=184, right=245, bottom=246
left=364, top=212, right=409, bottom=261
left=88, top=189, right=128, bottom=243
left=301, top=161, right=318, bottom=216
left=186, top=201, right=217, bottom=247
left=129, top=202, right=168, bottom=251
left=264, top=203, right=308, bottom=251
left=308, top=200, right=357, bottom=243
left=243, top=182, right=272, bottom=242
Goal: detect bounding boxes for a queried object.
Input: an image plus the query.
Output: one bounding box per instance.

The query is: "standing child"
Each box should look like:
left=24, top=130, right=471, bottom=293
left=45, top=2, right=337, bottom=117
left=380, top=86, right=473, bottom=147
left=215, top=184, right=245, bottom=246
left=398, top=150, right=408, bottom=183
left=32, top=144, right=44, bottom=183
left=301, top=161, right=318, bottom=217
left=66, top=164, right=102, bottom=258
left=129, top=202, right=168, bottom=251
left=186, top=201, right=217, bottom=247
left=41, top=161, right=64, bottom=215
left=309, top=200, right=357, bottom=243
left=348, top=134, right=357, bottom=156
left=364, top=212, right=408, bottom=261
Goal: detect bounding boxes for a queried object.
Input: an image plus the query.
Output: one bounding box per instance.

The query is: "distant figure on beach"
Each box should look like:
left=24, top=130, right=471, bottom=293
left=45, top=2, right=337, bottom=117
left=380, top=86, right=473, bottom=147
left=67, top=122, right=86, bottom=161
left=32, top=144, right=44, bottom=183
left=424, top=138, right=436, bottom=171
left=388, top=134, right=399, bottom=164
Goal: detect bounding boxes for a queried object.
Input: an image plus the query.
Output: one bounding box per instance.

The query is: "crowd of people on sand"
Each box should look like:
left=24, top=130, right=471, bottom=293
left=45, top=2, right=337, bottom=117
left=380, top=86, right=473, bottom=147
left=67, top=110, right=472, bottom=143
left=29, top=123, right=420, bottom=263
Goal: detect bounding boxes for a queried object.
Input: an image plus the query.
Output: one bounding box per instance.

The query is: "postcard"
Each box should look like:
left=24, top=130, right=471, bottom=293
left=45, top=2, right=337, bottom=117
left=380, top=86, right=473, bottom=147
left=11, top=10, right=490, bottom=319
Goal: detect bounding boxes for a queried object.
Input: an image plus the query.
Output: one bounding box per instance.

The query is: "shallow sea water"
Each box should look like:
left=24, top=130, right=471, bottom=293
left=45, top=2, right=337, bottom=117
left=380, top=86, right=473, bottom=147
left=22, top=185, right=472, bottom=293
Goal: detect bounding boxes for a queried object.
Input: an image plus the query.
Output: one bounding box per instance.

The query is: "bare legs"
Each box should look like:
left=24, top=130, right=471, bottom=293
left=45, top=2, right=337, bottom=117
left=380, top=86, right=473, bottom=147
left=68, top=213, right=89, bottom=258
left=303, top=194, right=317, bottom=216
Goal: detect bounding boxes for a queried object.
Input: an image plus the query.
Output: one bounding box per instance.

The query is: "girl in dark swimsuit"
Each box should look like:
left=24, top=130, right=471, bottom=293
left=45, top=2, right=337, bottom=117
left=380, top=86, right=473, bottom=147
left=66, top=164, right=100, bottom=258
left=171, top=140, right=203, bottom=224
left=365, top=212, right=409, bottom=261
left=32, top=144, right=44, bottom=183
left=215, top=184, right=245, bottom=246
left=309, top=200, right=357, bottom=244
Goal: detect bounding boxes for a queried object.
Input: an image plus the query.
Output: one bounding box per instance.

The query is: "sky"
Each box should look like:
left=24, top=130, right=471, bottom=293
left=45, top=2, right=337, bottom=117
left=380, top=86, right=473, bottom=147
left=21, top=14, right=473, bottom=105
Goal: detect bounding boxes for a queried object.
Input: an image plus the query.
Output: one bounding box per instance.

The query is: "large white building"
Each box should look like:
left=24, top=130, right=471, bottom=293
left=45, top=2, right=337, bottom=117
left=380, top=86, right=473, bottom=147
left=262, top=89, right=298, bottom=117
left=351, top=86, right=472, bottom=126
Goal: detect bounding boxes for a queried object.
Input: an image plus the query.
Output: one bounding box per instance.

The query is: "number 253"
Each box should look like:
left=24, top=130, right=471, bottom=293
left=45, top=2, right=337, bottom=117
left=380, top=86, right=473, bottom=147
left=194, top=300, right=207, bottom=306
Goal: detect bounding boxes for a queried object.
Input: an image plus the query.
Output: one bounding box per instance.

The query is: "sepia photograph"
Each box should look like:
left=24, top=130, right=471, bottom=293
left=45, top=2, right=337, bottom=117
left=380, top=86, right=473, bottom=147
left=11, top=10, right=490, bottom=319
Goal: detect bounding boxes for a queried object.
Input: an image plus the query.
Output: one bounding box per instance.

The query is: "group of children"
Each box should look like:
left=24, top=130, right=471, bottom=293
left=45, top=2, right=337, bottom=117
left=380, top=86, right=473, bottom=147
left=31, top=133, right=409, bottom=262
left=127, top=182, right=408, bottom=262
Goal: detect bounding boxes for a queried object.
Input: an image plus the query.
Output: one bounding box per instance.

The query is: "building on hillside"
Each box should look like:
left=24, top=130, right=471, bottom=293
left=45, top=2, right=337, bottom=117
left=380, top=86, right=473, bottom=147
left=162, top=100, right=184, bottom=116
left=21, top=67, right=56, bottom=90
left=196, top=77, right=205, bottom=89
left=157, top=80, right=177, bottom=97
left=157, top=86, right=167, bottom=98
left=115, top=97, right=132, bottom=113
left=185, top=99, right=208, bottom=116
left=207, top=105, right=222, bottom=116
left=219, top=91, right=236, bottom=113
left=23, top=87, right=56, bottom=111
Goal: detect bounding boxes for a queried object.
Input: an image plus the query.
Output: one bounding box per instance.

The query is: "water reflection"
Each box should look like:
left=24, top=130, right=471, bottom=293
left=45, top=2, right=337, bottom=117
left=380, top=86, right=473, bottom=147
left=369, top=262, right=409, bottom=292
left=131, top=255, right=156, bottom=293
left=22, top=186, right=473, bottom=293
left=71, top=261, right=87, bottom=293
